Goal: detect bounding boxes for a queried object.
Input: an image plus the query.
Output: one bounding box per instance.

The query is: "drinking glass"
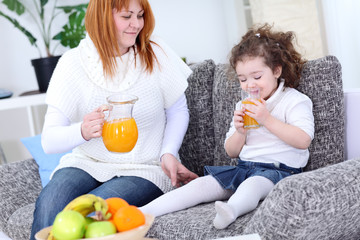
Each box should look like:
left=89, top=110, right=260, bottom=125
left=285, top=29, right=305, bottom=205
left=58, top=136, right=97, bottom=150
left=241, top=87, right=260, bottom=129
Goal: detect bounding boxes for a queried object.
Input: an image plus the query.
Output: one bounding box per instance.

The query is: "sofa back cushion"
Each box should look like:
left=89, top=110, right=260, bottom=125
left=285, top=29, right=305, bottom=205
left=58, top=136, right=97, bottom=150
left=180, top=55, right=344, bottom=175
left=179, top=60, right=216, bottom=176
left=296, top=55, right=344, bottom=170
left=212, top=64, right=242, bottom=167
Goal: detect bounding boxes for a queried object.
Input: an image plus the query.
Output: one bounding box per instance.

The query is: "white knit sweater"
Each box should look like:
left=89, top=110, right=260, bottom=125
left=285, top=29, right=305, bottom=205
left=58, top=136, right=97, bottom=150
left=46, top=35, right=192, bottom=193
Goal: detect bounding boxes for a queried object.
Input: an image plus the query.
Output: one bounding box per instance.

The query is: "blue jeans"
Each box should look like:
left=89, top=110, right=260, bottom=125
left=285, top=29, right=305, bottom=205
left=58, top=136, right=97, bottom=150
left=30, top=167, right=163, bottom=240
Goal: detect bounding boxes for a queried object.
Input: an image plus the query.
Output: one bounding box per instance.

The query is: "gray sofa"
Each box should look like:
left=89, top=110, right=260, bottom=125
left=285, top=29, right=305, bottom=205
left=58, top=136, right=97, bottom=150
left=1, top=56, right=360, bottom=240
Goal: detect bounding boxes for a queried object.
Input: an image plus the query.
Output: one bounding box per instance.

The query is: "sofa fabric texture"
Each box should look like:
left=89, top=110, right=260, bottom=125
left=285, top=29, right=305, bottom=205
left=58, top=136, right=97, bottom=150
left=296, top=55, right=344, bottom=171
left=0, top=159, right=42, bottom=239
left=1, top=55, right=358, bottom=240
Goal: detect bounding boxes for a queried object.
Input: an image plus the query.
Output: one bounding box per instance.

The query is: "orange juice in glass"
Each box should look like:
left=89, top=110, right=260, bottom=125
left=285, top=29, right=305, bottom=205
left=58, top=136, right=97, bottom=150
left=241, top=87, right=260, bottom=129
left=102, top=94, right=138, bottom=153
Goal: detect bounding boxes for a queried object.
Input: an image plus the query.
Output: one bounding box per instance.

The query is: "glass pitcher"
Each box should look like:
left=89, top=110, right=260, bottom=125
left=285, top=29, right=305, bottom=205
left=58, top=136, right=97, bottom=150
left=102, top=94, right=138, bottom=153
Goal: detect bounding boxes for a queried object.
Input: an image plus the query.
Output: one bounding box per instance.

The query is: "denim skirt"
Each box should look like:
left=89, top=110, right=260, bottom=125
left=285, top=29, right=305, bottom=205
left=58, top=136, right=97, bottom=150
left=204, top=159, right=302, bottom=191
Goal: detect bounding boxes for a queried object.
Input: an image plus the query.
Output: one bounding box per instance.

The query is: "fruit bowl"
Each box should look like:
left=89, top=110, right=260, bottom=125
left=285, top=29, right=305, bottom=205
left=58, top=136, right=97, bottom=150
left=35, top=214, right=154, bottom=240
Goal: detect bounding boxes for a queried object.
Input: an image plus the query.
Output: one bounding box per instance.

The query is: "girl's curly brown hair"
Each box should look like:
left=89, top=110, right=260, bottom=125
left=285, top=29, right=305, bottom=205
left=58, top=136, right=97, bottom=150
left=230, top=23, right=306, bottom=88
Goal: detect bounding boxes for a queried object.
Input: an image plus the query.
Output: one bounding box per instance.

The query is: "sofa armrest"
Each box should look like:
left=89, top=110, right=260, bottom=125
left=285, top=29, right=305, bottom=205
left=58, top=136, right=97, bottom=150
left=243, top=158, right=360, bottom=240
left=0, top=159, right=42, bottom=231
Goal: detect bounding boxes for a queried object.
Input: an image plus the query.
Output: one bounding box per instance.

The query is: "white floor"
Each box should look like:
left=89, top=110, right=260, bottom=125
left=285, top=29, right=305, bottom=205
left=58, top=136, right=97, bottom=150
left=0, top=231, right=11, bottom=240
left=213, top=234, right=262, bottom=240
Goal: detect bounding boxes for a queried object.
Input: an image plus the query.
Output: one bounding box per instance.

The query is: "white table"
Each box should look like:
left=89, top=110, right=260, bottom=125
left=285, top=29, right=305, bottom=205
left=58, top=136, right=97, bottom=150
left=0, top=92, right=46, bottom=136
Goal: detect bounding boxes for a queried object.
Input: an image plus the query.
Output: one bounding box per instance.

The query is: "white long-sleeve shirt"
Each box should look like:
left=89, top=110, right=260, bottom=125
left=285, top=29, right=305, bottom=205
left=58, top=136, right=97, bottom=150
left=43, top=35, right=192, bottom=193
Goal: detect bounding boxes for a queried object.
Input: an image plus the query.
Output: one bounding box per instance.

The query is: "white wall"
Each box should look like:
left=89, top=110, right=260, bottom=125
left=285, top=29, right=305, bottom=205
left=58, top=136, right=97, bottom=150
left=149, top=0, right=244, bottom=64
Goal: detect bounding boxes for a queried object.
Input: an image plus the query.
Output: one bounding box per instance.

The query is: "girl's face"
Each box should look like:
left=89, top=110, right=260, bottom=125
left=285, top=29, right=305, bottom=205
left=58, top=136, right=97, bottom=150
left=235, top=56, right=281, bottom=100
left=112, top=0, right=144, bottom=55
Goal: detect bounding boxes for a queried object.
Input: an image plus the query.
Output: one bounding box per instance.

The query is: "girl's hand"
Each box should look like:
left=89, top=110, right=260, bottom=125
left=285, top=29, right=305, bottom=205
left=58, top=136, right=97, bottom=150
left=224, top=108, right=248, bottom=158
left=243, top=98, right=271, bottom=125
left=233, top=108, right=247, bottom=135
left=81, top=106, right=107, bottom=141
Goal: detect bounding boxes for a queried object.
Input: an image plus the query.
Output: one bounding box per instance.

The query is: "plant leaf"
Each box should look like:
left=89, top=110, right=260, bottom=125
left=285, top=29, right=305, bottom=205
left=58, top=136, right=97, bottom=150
left=53, top=11, right=86, bottom=48
left=40, top=0, right=48, bottom=7
left=56, top=3, right=88, bottom=14
left=1, top=0, right=25, bottom=15
left=0, top=10, right=37, bottom=45
left=39, top=0, right=48, bottom=19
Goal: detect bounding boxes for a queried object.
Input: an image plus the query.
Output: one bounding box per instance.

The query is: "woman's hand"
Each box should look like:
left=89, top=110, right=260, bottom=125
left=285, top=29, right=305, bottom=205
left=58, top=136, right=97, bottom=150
left=81, top=106, right=107, bottom=141
left=161, top=153, right=199, bottom=188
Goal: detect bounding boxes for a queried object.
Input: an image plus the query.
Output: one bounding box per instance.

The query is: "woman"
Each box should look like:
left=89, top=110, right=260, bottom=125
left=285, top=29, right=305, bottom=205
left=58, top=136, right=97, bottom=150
left=30, top=0, right=198, bottom=239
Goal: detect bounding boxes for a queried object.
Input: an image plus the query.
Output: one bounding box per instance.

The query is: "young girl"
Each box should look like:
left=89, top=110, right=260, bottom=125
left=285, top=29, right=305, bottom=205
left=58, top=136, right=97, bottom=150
left=140, top=23, right=315, bottom=229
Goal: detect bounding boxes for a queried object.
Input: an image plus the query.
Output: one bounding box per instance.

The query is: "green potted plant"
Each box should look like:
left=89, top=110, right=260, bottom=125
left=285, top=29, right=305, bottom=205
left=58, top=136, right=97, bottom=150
left=0, top=0, right=88, bottom=92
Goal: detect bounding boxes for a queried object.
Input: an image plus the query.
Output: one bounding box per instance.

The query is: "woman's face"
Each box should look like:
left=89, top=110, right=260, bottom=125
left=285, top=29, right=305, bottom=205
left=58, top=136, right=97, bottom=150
left=235, top=56, right=281, bottom=100
left=112, top=0, right=144, bottom=55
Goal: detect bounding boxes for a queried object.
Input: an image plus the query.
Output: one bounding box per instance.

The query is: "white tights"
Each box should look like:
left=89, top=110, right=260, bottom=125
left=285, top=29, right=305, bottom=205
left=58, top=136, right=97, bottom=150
left=140, top=175, right=274, bottom=229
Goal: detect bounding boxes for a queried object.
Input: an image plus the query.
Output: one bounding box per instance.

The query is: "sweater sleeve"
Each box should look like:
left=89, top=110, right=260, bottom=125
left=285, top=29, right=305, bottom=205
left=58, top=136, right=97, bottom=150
left=41, top=105, right=86, bottom=154
left=45, top=48, right=86, bottom=122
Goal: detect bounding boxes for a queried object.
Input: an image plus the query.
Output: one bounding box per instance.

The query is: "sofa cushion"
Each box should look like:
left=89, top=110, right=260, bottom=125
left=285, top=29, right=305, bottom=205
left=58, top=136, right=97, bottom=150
left=179, top=60, right=217, bottom=176
left=0, top=159, right=41, bottom=233
left=296, top=55, right=344, bottom=171
left=6, top=203, right=35, bottom=240
left=21, top=134, right=70, bottom=187
left=212, top=64, right=242, bottom=167
left=146, top=202, right=255, bottom=240
left=243, top=157, right=360, bottom=239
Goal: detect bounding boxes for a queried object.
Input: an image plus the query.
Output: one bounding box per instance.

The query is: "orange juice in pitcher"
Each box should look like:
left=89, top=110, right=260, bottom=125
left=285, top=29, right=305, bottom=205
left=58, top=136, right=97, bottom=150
left=102, top=94, right=139, bottom=153
left=102, top=118, right=138, bottom=152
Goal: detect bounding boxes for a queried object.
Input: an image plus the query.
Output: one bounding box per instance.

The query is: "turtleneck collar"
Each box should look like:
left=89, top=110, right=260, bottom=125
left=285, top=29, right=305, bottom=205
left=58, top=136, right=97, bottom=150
left=78, top=34, right=144, bottom=92
left=265, top=79, right=286, bottom=112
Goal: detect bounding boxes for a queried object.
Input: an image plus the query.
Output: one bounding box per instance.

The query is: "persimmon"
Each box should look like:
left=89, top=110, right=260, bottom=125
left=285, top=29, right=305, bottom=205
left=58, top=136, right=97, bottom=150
left=105, top=197, right=129, bottom=219
left=113, top=205, right=145, bottom=232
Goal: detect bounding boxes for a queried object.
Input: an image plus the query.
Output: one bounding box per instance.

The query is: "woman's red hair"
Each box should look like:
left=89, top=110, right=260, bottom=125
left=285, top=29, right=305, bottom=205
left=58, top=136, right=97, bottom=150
left=85, top=0, right=157, bottom=78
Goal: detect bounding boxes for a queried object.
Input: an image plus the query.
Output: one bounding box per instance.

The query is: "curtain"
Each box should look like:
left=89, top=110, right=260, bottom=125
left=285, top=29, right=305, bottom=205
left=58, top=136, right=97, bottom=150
left=321, top=0, right=360, bottom=89
left=249, top=0, right=324, bottom=60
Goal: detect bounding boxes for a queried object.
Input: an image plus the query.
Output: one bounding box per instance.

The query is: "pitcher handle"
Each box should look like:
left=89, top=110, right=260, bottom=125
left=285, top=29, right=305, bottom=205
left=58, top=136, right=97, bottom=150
left=98, top=104, right=111, bottom=112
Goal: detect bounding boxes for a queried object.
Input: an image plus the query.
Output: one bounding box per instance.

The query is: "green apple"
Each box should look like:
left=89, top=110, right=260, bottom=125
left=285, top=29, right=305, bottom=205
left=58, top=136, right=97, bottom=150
left=84, top=217, right=95, bottom=229
left=52, top=210, right=86, bottom=240
left=85, top=221, right=117, bottom=238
